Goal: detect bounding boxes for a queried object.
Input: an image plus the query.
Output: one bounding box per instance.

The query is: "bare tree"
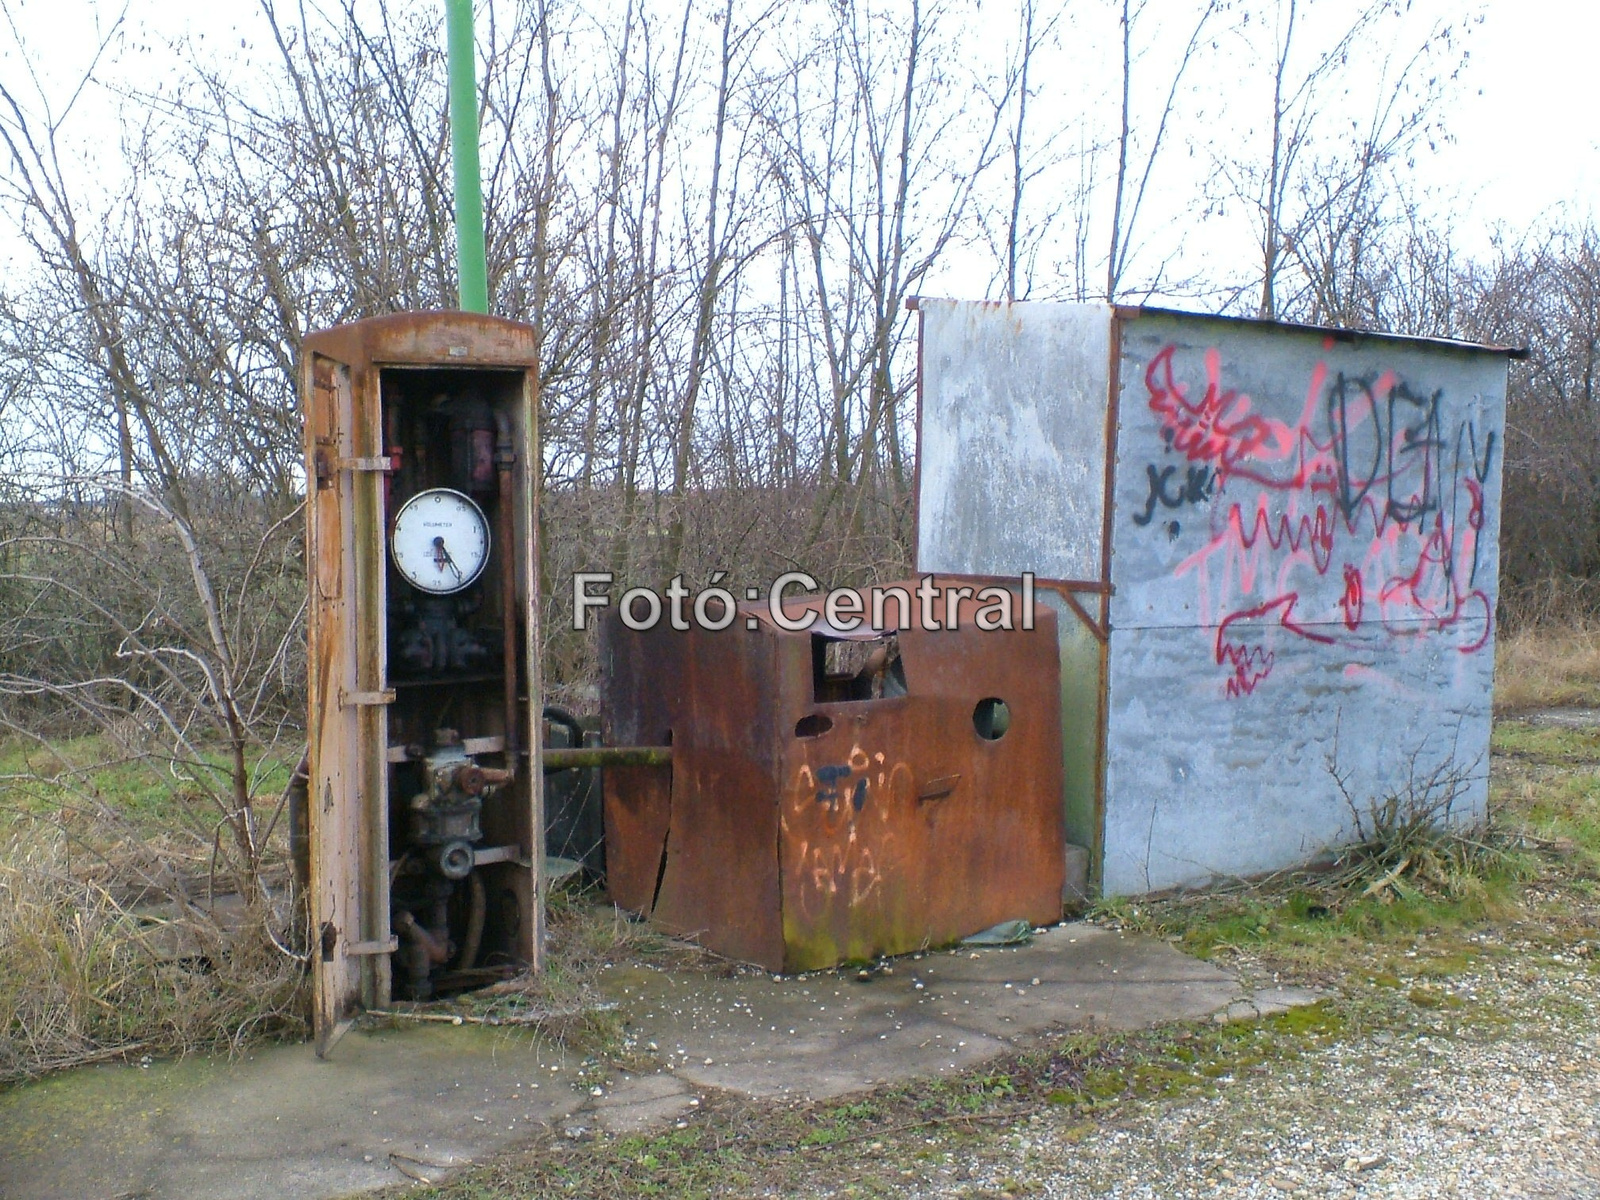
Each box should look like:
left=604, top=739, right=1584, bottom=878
left=1103, top=0, right=1219, bottom=300
left=1209, top=0, right=1467, bottom=320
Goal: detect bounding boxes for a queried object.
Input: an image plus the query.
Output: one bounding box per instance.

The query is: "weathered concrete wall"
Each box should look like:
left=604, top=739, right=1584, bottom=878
left=916, top=299, right=1110, bottom=583
left=913, top=300, right=1510, bottom=896
left=1103, top=312, right=1507, bottom=893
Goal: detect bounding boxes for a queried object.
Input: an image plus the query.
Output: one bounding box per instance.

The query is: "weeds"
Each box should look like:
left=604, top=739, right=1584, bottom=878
left=0, top=825, right=304, bottom=1086
left=1319, top=726, right=1537, bottom=908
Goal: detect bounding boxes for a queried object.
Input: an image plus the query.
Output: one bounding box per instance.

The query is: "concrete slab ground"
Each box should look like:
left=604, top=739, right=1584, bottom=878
left=0, top=923, right=1314, bottom=1200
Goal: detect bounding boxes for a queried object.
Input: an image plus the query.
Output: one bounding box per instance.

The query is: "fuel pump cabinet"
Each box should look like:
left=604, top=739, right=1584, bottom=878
left=300, top=313, right=544, bottom=1055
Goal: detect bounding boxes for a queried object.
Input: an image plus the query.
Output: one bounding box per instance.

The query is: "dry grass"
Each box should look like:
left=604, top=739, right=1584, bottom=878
left=1495, top=622, right=1600, bottom=712
left=0, top=826, right=306, bottom=1086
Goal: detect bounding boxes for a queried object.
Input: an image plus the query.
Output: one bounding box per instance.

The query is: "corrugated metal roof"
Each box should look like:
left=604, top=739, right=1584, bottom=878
left=905, top=296, right=1528, bottom=359
left=1116, top=304, right=1529, bottom=359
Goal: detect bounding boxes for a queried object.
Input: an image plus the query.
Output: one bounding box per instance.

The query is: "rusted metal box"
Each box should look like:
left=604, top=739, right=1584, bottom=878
left=301, top=313, right=543, bottom=1054
left=602, top=581, right=1064, bottom=971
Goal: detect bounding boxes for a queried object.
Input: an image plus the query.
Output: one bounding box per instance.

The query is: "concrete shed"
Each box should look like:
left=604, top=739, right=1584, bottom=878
left=912, top=299, right=1519, bottom=896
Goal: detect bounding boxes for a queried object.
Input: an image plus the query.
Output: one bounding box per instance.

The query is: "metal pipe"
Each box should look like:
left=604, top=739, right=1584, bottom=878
left=542, top=746, right=673, bottom=770
left=446, top=0, right=489, bottom=314
left=457, top=870, right=486, bottom=970
left=494, top=411, right=519, bottom=775
left=284, top=751, right=310, bottom=897
left=394, top=908, right=451, bottom=1000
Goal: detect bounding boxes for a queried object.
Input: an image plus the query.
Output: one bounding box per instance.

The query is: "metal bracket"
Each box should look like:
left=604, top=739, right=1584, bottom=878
left=345, top=937, right=400, bottom=956
left=472, top=843, right=525, bottom=867
left=341, top=689, right=396, bottom=708
left=313, top=449, right=394, bottom=487
left=386, top=734, right=504, bottom=764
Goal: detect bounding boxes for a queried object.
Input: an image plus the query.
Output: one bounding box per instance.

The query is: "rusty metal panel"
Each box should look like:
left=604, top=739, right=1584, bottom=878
left=1103, top=310, right=1511, bottom=893
left=602, top=581, right=1064, bottom=972
left=599, top=618, right=683, bottom=915
left=915, top=299, right=1110, bottom=584
left=777, top=588, right=1064, bottom=970
left=302, top=350, right=366, bottom=1051
left=508, top=374, right=545, bottom=968
left=649, top=622, right=785, bottom=968
left=601, top=614, right=786, bottom=968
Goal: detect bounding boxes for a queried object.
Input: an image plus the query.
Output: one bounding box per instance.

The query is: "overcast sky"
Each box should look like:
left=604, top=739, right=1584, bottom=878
left=0, top=0, right=1594, bottom=291
left=1430, top=0, right=1599, bottom=242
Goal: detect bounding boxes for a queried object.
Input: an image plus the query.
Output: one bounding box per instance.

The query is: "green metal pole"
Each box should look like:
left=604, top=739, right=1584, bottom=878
left=446, top=0, right=489, bottom=313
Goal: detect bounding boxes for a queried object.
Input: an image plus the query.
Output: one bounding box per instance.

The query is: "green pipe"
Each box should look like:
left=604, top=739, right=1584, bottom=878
left=446, top=0, right=489, bottom=313
left=542, top=746, right=674, bottom=770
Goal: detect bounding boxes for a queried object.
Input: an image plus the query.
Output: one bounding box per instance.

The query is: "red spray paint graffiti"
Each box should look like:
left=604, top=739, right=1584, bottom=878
left=1140, top=344, right=1496, bottom=697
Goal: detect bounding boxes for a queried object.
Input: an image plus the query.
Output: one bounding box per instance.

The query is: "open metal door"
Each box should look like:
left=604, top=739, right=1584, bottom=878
left=303, top=349, right=393, bottom=1056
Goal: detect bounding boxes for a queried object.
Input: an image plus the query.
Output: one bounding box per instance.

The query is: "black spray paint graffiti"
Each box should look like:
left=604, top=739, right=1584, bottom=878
left=1131, top=462, right=1216, bottom=539
left=1135, top=343, right=1500, bottom=697
left=814, top=763, right=868, bottom=811
left=1328, top=374, right=1497, bottom=595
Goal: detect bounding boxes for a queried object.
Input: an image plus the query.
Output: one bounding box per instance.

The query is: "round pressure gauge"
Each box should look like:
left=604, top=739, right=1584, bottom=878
left=390, top=488, right=491, bottom=595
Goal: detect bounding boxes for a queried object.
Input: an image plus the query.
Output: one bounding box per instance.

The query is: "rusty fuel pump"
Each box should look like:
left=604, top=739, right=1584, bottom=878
left=299, top=313, right=546, bottom=1053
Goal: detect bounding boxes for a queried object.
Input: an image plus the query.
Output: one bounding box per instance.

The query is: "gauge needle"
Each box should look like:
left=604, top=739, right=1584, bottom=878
left=431, top=536, right=463, bottom=581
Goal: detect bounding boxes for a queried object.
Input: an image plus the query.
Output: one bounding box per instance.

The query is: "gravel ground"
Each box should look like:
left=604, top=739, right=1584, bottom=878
left=891, top=951, right=1600, bottom=1200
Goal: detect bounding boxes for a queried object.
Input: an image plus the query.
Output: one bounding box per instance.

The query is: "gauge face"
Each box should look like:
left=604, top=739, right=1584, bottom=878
left=390, top=488, right=491, bottom=595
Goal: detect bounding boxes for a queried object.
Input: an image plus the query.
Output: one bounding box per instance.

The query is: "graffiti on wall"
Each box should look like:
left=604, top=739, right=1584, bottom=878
left=1137, top=341, right=1497, bottom=698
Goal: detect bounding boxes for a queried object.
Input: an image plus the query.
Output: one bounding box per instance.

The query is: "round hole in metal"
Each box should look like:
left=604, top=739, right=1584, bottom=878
left=973, top=697, right=1010, bottom=740
left=794, top=713, right=834, bottom=739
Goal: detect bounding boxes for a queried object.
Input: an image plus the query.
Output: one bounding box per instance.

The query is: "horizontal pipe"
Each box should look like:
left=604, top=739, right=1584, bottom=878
left=542, top=746, right=673, bottom=770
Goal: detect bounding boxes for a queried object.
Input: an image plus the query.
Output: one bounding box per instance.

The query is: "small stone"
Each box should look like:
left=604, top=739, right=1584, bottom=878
left=1031, top=977, right=1041, bottom=986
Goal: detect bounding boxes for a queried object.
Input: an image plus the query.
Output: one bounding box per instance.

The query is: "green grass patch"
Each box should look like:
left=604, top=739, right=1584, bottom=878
left=1092, top=871, right=1525, bottom=977
left=1490, top=721, right=1600, bottom=762
left=0, top=735, right=297, bottom=839
left=1491, top=721, right=1600, bottom=879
